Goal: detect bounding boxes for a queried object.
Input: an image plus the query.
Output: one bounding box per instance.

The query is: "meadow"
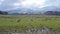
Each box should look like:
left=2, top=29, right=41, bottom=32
left=0, top=15, right=60, bottom=34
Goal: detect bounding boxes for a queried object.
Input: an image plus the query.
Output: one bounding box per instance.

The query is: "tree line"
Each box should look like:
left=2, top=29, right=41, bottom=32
left=44, top=11, right=60, bottom=15
left=0, top=10, right=60, bottom=15
left=0, top=11, right=8, bottom=15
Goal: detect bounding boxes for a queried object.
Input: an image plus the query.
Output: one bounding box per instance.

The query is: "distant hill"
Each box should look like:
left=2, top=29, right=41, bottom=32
left=7, top=8, right=42, bottom=15
left=2, top=6, right=60, bottom=15
left=0, top=11, right=8, bottom=15
left=41, top=6, right=60, bottom=11
left=44, top=11, right=60, bottom=15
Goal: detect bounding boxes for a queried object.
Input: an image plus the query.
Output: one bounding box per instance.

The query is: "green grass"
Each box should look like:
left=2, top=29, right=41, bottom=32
left=0, top=15, right=60, bottom=32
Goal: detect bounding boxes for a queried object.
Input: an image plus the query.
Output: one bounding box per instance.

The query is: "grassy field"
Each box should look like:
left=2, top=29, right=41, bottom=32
left=0, top=15, right=60, bottom=32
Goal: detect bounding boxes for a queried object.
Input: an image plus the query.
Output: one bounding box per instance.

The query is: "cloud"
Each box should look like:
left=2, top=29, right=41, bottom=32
left=0, top=0, right=60, bottom=11
left=13, top=0, right=46, bottom=8
left=0, top=0, right=47, bottom=10
left=0, top=0, right=4, bottom=5
left=46, top=0, right=60, bottom=7
left=0, top=0, right=19, bottom=10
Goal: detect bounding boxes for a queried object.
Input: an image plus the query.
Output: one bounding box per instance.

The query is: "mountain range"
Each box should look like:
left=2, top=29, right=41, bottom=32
left=6, top=6, right=60, bottom=14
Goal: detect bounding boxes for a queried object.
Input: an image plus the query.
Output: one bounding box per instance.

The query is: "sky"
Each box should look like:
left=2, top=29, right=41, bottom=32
left=0, top=0, right=60, bottom=11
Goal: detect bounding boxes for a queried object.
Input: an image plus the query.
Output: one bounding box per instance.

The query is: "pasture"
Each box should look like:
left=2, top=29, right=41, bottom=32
left=0, top=15, right=60, bottom=34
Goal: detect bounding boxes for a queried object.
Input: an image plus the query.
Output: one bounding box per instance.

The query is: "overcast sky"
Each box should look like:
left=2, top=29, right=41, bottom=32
left=0, top=0, right=60, bottom=11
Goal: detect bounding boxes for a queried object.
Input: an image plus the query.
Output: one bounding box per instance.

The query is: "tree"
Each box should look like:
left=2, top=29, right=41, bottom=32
left=44, top=11, right=60, bottom=15
left=0, top=11, right=8, bottom=15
